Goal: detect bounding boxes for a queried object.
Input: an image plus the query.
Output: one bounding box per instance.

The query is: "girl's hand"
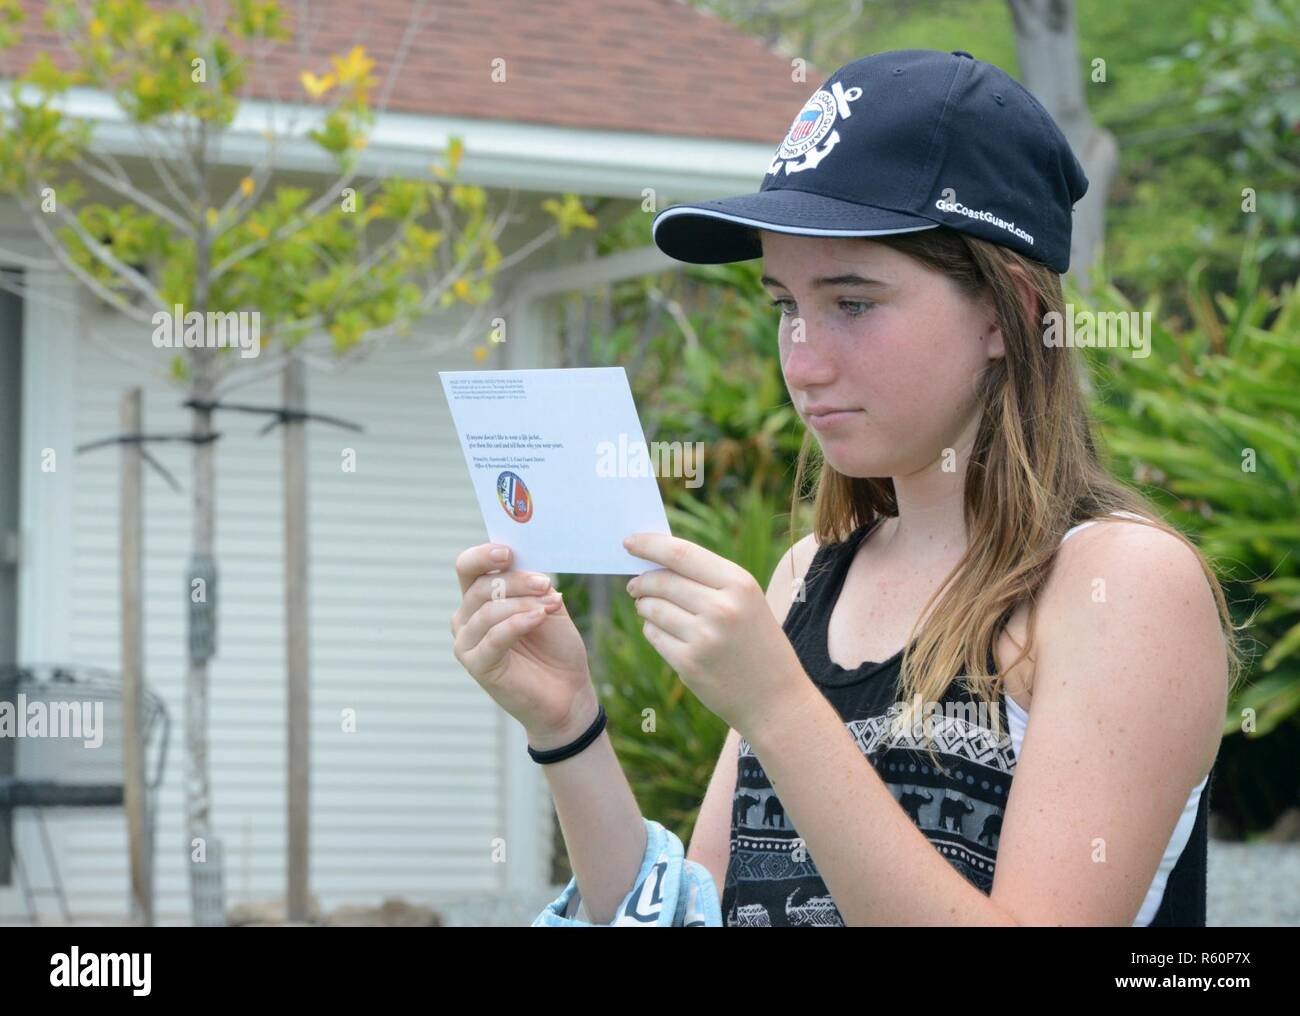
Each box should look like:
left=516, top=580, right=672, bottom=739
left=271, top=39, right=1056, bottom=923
left=451, top=543, right=598, bottom=748
left=622, top=533, right=808, bottom=736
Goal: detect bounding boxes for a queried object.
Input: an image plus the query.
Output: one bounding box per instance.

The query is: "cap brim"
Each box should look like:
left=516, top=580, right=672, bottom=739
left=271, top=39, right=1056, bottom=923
left=651, top=189, right=940, bottom=264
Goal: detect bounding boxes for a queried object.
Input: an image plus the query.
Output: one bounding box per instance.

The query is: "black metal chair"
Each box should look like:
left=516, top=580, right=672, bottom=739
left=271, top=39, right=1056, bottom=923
left=0, top=663, right=170, bottom=924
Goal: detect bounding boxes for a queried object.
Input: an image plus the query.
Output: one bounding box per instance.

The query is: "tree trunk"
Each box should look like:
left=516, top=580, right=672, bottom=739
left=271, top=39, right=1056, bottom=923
left=185, top=145, right=225, bottom=925
left=1008, top=0, right=1118, bottom=293
left=186, top=346, right=221, bottom=924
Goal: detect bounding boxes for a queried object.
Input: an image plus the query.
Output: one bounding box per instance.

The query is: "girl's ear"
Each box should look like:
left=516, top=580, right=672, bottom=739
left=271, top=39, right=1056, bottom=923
left=980, top=287, right=1006, bottom=361
left=1009, top=263, right=1040, bottom=329
left=984, top=263, right=1038, bottom=361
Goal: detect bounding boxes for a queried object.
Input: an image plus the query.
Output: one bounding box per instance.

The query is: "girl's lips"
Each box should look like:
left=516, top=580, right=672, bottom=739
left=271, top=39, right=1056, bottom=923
left=806, top=409, right=863, bottom=430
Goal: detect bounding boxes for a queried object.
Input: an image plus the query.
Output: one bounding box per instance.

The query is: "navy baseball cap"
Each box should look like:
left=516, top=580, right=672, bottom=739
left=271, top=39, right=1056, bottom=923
left=651, top=49, right=1089, bottom=273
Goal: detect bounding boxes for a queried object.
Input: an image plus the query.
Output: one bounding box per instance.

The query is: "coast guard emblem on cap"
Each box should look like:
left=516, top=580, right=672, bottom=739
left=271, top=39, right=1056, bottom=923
left=768, top=80, right=863, bottom=177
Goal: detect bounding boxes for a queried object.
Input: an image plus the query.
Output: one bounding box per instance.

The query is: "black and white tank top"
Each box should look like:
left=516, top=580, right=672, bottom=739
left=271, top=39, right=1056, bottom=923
left=721, top=513, right=1213, bottom=927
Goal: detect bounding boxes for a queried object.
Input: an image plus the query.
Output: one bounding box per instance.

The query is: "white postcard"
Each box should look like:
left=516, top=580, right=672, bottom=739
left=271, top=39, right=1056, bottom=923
left=439, top=367, right=672, bottom=575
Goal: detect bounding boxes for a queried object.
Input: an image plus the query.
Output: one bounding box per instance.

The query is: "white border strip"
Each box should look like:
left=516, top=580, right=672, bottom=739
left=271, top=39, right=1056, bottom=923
left=651, top=204, right=941, bottom=242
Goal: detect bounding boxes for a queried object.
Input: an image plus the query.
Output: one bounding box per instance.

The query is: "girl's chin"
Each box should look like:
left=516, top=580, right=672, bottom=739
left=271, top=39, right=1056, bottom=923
left=818, top=447, right=892, bottom=478
left=816, top=431, right=905, bottom=476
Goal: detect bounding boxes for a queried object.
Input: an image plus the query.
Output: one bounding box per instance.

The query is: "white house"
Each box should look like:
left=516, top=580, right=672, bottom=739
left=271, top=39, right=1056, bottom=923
left=0, top=0, right=811, bottom=923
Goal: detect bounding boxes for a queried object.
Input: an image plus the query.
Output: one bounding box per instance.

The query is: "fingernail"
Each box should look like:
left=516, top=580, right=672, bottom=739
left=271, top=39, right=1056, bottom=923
left=542, top=590, right=561, bottom=602
left=528, top=574, right=550, bottom=592
left=490, top=547, right=509, bottom=563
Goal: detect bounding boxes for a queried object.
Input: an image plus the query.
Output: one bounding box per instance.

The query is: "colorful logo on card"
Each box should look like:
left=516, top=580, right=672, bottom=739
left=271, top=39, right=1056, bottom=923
left=496, top=470, right=533, bottom=523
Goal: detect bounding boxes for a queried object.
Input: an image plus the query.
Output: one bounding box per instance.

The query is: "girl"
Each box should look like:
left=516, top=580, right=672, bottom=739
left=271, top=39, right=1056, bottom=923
left=449, top=49, right=1242, bottom=926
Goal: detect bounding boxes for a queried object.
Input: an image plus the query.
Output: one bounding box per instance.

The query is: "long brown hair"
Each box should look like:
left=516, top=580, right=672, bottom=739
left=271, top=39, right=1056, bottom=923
left=784, top=227, right=1246, bottom=770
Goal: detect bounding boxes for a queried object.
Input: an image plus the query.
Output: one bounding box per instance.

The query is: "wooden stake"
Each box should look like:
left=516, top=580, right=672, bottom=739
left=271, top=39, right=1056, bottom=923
left=284, top=356, right=311, bottom=923
left=120, top=388, right=151, bottom=925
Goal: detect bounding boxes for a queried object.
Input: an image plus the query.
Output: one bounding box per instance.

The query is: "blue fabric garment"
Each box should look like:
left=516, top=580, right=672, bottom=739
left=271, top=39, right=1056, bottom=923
left=532, top=817, right=722, bottom=927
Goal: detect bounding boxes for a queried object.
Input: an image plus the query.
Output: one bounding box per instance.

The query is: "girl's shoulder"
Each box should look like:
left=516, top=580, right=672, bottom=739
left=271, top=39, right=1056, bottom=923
left=1052, top=511, right=1202, bottom=576
left=1034, top=512, right=1227, bottom=768
left=764, top=532, right=821, bottom=627
left=1043, top=511, right=1218, bottom=636
left=1027, top=511, right=1227, bottom=783
left=763, top=518, right=881, bottom=626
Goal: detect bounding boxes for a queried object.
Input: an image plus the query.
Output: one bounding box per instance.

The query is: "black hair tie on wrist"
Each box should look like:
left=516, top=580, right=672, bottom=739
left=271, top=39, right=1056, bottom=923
left=527, top=703, right=607, bottom=764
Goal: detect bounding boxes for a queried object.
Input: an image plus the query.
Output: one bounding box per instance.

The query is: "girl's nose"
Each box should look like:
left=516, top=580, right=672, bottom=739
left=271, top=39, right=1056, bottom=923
left=781, top=327, right=837, bottom=388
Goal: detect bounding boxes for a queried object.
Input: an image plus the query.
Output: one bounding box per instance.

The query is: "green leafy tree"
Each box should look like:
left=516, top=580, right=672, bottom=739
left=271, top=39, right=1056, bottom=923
left=1151, top=0, right=1300, bottom=282
left=0, top=0, right=593, bottom=919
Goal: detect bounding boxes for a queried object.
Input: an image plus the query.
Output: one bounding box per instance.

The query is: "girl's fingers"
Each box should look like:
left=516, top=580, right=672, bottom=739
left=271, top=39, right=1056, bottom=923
left=455, top=543, right=512, bottom=596
left=632, top=594, right=696, bottom=643
left=626, top=568, right=712, bottom=614
left=640, top=617, right=688, bottom=654
left=453, top=568, right=555, bottom=635
left=455, top=593, right=561, bottom=665
left=459, top=601, right=554, bottom=677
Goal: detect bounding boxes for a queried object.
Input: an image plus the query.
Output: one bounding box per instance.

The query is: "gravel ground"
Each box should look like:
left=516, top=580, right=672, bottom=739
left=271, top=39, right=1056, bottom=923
left=433, top=886, right=567, bottom=927
left=8, top=842, right=1294, bottom=927
left=1207, top=842, right=1300, bottom=926
left=432, top=841, right=1300, bottom=927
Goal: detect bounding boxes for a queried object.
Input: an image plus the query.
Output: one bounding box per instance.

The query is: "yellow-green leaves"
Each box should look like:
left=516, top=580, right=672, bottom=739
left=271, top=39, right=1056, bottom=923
left=300, top=71, right=336, bottom=99
left=21, top=52, right=72, bottom=94
left=226, top=0, right=287, bottom=41
left=0, top=0, right=24, bottom=49
left=449, top=184, right=486, bottom=215
left=330, top=45, right=376, bottom=101
left=541, top=193, right=598, bottom=236
left=402, top=223, right=443, bottom=257
left=446, top=136, right=465, bottom=174
left=378, top=179, right=431, bottom=220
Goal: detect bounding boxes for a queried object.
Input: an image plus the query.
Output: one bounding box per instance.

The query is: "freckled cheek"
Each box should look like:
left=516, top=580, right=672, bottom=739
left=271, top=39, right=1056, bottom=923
left=858, top=366, right=926, bottom=425
left=856, top=316, right=928, bottom=392
left=777, top=316, right=863, bottom=369
left=875, top=315, right=975, bottom=404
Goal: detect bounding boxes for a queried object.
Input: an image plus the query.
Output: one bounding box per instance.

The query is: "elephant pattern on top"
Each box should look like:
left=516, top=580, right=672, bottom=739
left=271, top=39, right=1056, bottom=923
left=898, top=789, right=933, bottom=824
left=732, top=793, right=761, bottom=827
left=785, top=886, right=844, bottom=927
left=724, top=690, right=1019, bottom=922
left=979, top=811, right=1002, bottom=846
left=938, top=795, right=976, bottom=834
left=762, top=794, right=786, bottom=829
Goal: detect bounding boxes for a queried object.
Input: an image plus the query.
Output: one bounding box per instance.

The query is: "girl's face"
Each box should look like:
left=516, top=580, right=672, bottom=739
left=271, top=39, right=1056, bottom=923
left=760, top=231, right=1004, bottom=479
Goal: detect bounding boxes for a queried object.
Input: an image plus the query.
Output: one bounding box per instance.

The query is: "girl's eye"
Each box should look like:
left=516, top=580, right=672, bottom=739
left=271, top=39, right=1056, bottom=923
left=768, top=298, right=873, bottom=318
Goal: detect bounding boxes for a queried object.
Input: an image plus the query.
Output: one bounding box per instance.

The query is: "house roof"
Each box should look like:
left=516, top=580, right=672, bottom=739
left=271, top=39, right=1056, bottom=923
left=2, top=0, right=821, bottom=145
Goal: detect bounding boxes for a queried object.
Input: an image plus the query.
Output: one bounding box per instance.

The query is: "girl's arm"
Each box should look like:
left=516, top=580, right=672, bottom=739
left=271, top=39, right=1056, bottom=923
left=742, top=519, right=1227, bottom=925
left=531, top=684, right=649, bottom=925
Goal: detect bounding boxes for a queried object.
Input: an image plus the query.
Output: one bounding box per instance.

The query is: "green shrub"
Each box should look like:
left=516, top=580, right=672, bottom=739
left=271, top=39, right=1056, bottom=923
left=1085, top=241, right=1300, bottom=831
